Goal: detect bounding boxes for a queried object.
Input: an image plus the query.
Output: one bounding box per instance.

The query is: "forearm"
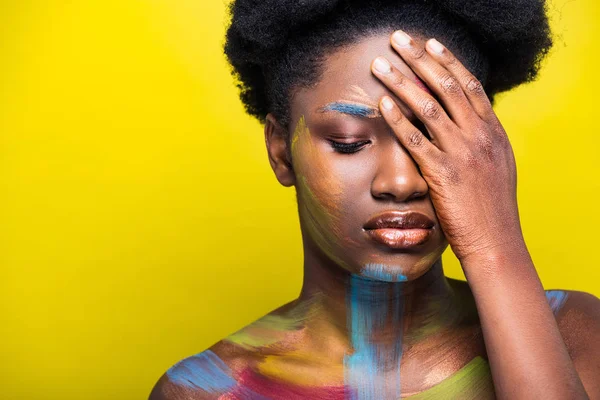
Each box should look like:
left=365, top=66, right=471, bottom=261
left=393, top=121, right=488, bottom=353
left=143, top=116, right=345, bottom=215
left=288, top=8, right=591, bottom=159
left=462, top=242, right=588, bottom=399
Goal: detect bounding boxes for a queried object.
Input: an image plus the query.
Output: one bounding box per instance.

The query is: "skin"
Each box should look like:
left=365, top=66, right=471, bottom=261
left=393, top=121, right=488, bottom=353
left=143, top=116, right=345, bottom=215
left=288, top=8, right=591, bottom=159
left=150, top=31, right=600, bottom=399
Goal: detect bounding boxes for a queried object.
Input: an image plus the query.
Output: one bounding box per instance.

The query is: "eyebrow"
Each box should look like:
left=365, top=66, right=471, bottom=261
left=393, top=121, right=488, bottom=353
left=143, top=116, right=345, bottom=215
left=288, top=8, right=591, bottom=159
left=317, top=101, right=381, bottom=119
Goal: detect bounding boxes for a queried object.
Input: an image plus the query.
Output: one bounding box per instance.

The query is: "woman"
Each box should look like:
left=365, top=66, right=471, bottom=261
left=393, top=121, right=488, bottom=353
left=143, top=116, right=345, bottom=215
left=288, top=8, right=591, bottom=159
left=150, top=0, right=599, bottom=398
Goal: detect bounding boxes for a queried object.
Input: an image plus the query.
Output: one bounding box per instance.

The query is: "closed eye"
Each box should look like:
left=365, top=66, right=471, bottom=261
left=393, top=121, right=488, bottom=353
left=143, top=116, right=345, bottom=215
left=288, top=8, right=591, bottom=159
left=329, top=140, right=370, bottom=154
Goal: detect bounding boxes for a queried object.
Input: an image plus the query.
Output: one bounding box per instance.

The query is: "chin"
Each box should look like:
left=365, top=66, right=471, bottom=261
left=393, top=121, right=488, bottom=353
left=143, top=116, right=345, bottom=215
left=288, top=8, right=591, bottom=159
left=356, top=247, right=446, bottom=283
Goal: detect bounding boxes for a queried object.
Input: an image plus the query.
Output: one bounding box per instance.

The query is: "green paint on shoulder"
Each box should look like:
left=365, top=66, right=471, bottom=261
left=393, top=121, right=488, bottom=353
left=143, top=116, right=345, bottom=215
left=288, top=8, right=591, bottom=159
left=224, top=295, right=322, bottom=350
left=225, top=314, right=303, bottom=350
left=407, top=356, right=494, bottom=399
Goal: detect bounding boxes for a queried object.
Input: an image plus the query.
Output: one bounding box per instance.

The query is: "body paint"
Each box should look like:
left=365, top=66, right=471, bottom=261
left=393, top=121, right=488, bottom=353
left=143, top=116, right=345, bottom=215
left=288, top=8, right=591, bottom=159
left=227, top=368, right=349, bottom=399
left=363, top=263, right=408, bottom=282
left=545, top=290, right=569, bottom=314
left=258, top=349, right=345, bottom=387
left=224, top=314, right=302, bottom=350
left=166, top=350, right=236, bottom=392
left=407, top=356, right=494, bottom=399
left=413, top=76, right=433, bottom=95
left=224, top=294, right=322, bottom=350
left=344, top=275, right=404, bottom=399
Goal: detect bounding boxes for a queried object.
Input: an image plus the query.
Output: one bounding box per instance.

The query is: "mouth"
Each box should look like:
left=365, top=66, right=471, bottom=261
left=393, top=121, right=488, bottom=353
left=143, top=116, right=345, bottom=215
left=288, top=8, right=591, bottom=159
left=363, top=211, right=435, bottom=249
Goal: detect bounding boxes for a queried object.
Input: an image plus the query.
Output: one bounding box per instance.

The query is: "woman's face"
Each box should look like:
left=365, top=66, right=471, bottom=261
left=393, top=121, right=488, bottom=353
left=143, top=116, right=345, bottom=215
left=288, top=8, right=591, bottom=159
left=270, top=33, right=449, bottom=281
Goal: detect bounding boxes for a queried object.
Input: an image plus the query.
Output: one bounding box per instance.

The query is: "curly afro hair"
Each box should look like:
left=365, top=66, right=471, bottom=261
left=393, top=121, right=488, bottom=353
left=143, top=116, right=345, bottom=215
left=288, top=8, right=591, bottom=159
left=224, top=0, right=552, bottom=128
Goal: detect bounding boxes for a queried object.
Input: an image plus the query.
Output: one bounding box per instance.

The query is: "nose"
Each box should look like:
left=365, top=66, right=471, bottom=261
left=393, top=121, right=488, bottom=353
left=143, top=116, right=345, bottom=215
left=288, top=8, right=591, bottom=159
left=371, top=143, right=429, bottom=202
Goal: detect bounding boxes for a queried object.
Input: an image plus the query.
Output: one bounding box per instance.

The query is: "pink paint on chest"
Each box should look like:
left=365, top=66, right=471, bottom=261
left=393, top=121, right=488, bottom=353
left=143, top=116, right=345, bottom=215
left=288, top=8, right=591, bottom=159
left=220, top=368, right=350, bottom=400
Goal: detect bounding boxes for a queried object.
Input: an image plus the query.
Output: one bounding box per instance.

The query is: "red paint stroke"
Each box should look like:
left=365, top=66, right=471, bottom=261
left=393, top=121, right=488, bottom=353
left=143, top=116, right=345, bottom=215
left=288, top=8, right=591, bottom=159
left=222, top=368, right=351, bottom=400
left=414, top=76, right=433, bottom=95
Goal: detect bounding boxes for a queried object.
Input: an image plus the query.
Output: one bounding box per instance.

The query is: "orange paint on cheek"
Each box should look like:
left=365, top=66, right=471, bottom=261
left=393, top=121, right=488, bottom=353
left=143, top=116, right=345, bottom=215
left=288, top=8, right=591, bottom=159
left=292, top=116, right=344, bottom=222
left=291, top=115, right=349, bottom=265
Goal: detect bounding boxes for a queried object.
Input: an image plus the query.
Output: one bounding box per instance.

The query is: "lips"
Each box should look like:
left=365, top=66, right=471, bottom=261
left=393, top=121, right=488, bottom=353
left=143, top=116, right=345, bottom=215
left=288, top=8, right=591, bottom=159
left=364, top=211, right=435, bottom=249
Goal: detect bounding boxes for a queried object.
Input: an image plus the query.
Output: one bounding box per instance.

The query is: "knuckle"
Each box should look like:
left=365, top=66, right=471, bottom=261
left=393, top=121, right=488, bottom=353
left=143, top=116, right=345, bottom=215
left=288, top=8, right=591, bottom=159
left=406, top=130, right=425, bottom=147
left=389, top=110, right=404, bottom=125
left=475, top=134, right=494, bottom=158
left=411, top=47, right=427, bottom=61
left=465, top=77, right=484, bottom=95
left=463, top=149, right=481, bottom=168
left=439, top=75, right=460, bottom=95
left=391, top=74, right=408, bottom=91
left=420, top=99, right=441, bottom=120
left=490, top=120, right=505, bottom=136
left=445, top=54, right=458, bottom=67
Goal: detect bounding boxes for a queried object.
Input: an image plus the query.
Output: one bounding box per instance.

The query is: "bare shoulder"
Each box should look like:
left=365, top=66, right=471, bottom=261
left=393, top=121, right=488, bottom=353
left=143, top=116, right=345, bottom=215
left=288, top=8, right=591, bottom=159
left=550, top=289, right=600, bottom=397
left=149, top=299, right=302, bottom=399
left=551, top=289, right=600, bottom=340
left=148, top=343, right=244, bottom=400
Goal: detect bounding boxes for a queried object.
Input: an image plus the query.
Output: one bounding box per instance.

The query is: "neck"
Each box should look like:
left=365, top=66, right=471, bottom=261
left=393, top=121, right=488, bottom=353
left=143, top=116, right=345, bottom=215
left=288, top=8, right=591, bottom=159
left=297, top=247, right=465, bottom=395
left=298, top=247, right=462, bottom=351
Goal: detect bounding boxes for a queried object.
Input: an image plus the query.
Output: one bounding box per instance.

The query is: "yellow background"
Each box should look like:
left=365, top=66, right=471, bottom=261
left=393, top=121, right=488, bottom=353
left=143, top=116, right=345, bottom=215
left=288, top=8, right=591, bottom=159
left=1, top=1, right=598, bottom=399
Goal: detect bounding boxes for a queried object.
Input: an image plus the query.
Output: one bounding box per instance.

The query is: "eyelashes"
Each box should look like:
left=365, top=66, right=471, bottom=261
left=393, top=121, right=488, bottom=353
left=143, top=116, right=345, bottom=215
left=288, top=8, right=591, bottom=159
left=329, top=140, right=370, bottom=154
left=327, top=124, right=431, bottom=155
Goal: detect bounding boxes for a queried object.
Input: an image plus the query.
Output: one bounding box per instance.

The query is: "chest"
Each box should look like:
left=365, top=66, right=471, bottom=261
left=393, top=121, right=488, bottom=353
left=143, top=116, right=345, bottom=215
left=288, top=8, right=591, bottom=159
left=221, top=355, right=495, bottom=399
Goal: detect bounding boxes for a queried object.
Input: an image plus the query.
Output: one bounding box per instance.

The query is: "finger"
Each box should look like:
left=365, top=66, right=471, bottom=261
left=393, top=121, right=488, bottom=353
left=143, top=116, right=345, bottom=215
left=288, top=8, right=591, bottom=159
left=371, top=56, right=458, bottom=149
left=379, top=96, right=441, bottom=164
left=389, top=30, right=477, bottom=127
left=424, top=38, right=495, bottom=121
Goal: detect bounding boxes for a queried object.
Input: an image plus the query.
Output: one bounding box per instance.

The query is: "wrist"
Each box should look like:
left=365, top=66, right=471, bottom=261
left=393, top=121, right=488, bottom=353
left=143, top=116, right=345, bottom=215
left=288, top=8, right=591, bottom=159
left=453, top=219, right=526, bottom=263
left=459, top=239, right=540, bottom=292
left=458, top=237, right=528, bottom=264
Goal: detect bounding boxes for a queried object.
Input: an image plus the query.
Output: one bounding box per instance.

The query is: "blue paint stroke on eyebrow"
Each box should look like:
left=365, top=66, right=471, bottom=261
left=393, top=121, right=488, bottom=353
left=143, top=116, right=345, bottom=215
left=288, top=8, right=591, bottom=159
left=545, top=290, right=569, bottom=314
left=320, top=102, right=379, bottom=118
left=344, top=276, right=404, bottom=399
left=166, top=350, right=236, bottom=392
left=363, top=263, right=408, bottom=282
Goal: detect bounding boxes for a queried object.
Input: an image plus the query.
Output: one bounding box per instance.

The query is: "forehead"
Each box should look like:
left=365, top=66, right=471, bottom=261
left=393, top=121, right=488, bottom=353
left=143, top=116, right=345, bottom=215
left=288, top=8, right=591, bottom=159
left=291, top=32, right=425, bottom=126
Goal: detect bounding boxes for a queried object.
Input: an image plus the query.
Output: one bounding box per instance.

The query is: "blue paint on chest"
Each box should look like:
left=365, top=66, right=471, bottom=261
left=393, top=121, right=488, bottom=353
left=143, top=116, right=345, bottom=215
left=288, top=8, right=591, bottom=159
left=344, top=276, right=404, bottom=399
left=166, top=350, right=236, bottom=392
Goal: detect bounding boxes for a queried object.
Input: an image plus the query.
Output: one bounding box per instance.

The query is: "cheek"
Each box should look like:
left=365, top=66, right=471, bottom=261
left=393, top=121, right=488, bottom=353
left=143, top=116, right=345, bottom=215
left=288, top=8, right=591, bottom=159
left=295, top=148, right=346, bottom=233
left=291, top=117, right=370, bottom=245
left=292, top=123, right=344, bottom=220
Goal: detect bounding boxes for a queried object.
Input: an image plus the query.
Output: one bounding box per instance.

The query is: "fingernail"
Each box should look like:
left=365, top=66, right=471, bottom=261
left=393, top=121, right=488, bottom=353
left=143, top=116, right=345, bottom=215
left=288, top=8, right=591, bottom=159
left=373, top=57, right=391, bottom=74
left=392, top=30, right=412, bottom=47
left=427, top=39, right=445, bottom=55
left=382, top=97, right=394, bottom=111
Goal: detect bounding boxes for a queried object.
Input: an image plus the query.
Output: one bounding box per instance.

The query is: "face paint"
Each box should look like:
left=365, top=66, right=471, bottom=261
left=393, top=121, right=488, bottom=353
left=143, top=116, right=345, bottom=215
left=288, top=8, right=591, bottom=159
left=318, top=101, right=381, bottom=118
left=347, top=85, right=377, bottom=106
left=344, top=275, right=404, bottom=399
left=291, top=115, right=351, bottom=269
left=362, top=263, right=408, bottom=282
